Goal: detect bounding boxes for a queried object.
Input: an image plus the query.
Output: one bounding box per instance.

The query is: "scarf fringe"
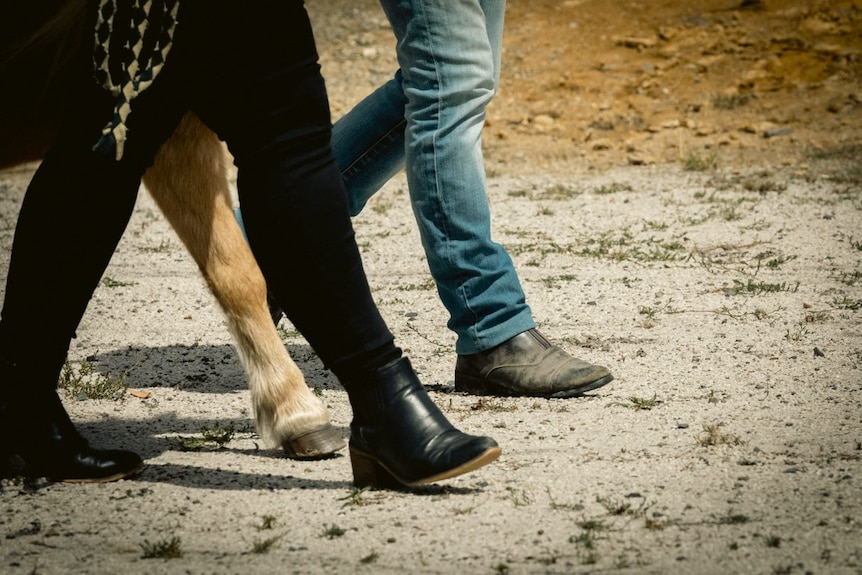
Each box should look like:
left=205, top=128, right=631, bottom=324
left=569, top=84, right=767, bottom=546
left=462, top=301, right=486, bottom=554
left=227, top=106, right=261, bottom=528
left=92, top=0, right=180, bottom=160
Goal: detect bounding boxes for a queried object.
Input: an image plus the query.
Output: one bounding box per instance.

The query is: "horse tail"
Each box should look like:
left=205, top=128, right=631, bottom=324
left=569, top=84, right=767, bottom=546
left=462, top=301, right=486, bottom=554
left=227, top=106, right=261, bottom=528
left=0, top=1, right=93, bottom=167
left=0, top=1, right=92, bottom=93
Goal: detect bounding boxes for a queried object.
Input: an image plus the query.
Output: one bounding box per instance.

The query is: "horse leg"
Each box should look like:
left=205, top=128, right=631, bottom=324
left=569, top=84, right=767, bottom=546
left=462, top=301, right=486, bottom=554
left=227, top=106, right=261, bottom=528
left=142, top=112, right=345, bottom=459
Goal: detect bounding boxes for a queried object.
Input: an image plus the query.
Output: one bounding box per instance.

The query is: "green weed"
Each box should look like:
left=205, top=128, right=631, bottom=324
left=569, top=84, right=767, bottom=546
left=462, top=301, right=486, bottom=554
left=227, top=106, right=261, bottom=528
left=251, top=536, right=280, bottom=554
left=576, top=519, right=609, bottom=531
left=395, top=278, right=436, bottom=292
left=596, top=496, right=633, bottom=516
left=684, top=151, right=719, bottom=171
left=711, top=93, right=750, bottom=110
left=469, top=398, right=517, bottom=413
left=101, top=276, right=136, bottom=288
left=642, top=220, right=669, bottom=231
left=174, top=423, right=235, bottom=451
left=109, top=488, right=153, bottom=501
left=540, top=274, right=579, bottom=289
left=321, top=524, right=346, bottom=539
left=570, top=529, right=601, bottom=565
left=696, top=423, right=742, bottom=447
left=140, top=536, right=183, bottom=559
left=201, top=423, right=235, bottom=445
left=338, top=487, right=372, bottom=508
left=785, top=323, right=810, bottom=342
left=719, top=203, right=742, bottom=221
left=257, top=515, right=276, bottom=530
left=717, top=513, right=750, bottom=525
left=576, top=229, right=687, bottom=263
left=371, top=200, right=393, bottom=215
left=534, top=183, right=582, bottom=201
left=832, top=296, right=862, bottom=310
left=763, top=255, right=797, bottom=269
left=726, top=279, right=799, bottom=296
left=592, top=182, right=633, bottom=195
left=804, top=310, right=831, bottom=323
left=837, top=270, right=862, bottom=286
left=742, top=178, right=787, bottom=194
left=506, top=486, right=534, bottom=507
left=140, top=240, right=174, bottom=254
left=610, top=395, right=660, bottom=411
left=58, top=359, right=127, bottom=400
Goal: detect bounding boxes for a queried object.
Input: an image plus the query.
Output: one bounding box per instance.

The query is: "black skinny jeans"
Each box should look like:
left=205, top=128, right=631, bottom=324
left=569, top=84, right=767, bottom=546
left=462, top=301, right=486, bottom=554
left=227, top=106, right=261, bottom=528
left=0, top=1, right=397, bottom=387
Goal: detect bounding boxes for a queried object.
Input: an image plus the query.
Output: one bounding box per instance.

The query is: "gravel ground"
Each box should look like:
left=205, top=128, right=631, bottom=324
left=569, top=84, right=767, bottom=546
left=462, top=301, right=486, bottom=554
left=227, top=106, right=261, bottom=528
left=1, top=1, right=861, bottom=574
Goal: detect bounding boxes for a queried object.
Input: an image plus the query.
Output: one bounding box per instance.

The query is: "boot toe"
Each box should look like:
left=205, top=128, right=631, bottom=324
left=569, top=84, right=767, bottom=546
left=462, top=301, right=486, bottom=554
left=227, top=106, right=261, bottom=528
left=49, top=448, right=144, bottom=483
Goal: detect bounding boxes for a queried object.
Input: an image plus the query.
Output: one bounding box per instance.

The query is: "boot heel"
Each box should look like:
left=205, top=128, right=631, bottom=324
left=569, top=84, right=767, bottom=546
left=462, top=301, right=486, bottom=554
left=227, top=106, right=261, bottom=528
left=349, top=446, right=405, bottom=490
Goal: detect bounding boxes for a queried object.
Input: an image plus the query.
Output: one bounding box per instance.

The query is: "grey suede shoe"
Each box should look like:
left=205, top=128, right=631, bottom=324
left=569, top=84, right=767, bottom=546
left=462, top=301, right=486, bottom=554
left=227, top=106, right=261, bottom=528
left=454, top=329, right=613, bottom=398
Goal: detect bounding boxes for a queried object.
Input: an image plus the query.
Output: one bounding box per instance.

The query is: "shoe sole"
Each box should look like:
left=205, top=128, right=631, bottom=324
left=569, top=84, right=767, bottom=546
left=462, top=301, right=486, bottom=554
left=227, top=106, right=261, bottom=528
left=0, top=453, right=145, bottom=484
left=351, top=445, right=502, bottom=489
left=454, top=373, right=614, bottom=399
left=55, top=461, right=145, bottom=484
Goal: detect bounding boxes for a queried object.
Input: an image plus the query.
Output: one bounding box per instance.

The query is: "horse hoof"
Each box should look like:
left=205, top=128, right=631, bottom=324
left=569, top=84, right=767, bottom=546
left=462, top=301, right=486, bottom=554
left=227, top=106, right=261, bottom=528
left=282, top=424, right=346, bottom=460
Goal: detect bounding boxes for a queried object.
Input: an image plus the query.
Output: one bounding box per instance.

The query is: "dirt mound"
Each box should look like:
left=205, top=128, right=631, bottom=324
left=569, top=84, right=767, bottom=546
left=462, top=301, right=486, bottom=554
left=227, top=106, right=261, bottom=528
left=489, top=0, right=861, bottom=173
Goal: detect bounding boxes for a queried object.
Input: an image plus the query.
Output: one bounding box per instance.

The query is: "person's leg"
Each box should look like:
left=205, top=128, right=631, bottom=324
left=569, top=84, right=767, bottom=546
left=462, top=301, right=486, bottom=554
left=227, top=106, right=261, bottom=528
left=236, top=72, right=409, bottom=324
left=240, top=1, right=505, bottom=326
left=0, top=77, right=180, bottom=482
left=330, top=73, right=408, bottom=216
left=183, top=0, right=499, bottom=487
left=0, top=139, right=143, bottom=482
left=0, top=0, right=197, bottom=478
left=377, top=0, right=613, bottom=398
left=380, top=0, right=532, bottom=354
left=235, top=0, right=611, bottom=398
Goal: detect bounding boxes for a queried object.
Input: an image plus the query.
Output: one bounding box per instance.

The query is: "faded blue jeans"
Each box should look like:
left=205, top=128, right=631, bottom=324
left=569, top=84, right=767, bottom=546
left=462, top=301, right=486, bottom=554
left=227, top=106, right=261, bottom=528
left=239, top=0, right=534, bottom=354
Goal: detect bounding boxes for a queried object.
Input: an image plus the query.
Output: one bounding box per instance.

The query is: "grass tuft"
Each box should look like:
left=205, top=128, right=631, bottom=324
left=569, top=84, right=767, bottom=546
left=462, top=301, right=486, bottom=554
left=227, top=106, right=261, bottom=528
left=141, top=536, right=183, bottom=559
left=58, top=359, right=127, bottom=400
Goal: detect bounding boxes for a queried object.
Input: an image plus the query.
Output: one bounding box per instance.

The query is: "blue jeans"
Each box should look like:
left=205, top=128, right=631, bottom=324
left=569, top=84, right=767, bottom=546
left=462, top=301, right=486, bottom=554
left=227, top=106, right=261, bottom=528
left=240, top=0, right=535, bottom=355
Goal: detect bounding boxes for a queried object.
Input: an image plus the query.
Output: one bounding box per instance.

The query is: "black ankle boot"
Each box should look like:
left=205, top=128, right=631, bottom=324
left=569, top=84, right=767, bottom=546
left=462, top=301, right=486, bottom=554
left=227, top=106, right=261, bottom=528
left=0, top=358, right=143, bottom=483
left=344, top=357, right=501, bottom=489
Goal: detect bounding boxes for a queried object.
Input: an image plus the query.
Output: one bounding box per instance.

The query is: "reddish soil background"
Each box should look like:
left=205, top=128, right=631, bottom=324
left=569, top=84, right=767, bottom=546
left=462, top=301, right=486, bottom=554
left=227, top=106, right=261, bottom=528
left=486, top=0, right=861, bottom=174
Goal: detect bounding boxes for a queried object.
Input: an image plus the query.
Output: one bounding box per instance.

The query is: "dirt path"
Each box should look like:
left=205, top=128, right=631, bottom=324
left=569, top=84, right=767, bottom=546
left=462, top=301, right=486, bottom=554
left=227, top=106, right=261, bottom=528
left=2, top=1, right=861, bottom=574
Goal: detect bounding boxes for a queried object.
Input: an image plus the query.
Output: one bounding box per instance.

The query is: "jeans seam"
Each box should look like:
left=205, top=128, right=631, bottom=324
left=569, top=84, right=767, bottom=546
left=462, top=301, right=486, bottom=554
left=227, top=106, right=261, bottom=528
left=339, top=118, right=407, bottom=179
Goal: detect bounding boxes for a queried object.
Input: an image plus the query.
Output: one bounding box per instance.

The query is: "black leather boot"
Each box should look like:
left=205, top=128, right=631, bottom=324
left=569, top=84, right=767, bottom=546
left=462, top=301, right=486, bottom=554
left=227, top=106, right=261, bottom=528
left=0, top=357, right=143, bottom=483
left=344, top=357, right=501, bottom=489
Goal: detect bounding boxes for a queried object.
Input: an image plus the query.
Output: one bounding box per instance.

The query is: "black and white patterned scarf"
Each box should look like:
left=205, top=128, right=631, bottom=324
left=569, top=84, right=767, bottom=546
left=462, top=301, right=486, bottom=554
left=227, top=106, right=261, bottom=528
left=92, top=0, right=180, bottom=160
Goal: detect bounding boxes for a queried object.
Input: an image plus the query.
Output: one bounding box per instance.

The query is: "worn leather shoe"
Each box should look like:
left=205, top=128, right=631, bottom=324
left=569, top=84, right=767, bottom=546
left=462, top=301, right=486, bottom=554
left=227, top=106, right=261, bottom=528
left=454, top=329, right=613, bottom=398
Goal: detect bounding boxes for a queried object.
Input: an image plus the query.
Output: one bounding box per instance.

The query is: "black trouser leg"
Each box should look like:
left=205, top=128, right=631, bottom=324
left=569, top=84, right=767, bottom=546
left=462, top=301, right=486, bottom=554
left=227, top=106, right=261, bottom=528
left=0, top=142, right=141, bottom=381
left=181, top=0, right=399, bottom=379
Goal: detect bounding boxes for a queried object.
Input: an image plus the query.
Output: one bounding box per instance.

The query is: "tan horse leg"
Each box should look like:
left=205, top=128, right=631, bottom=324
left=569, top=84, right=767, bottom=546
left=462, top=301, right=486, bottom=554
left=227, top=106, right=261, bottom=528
left=142, top=113, right=345, bottom=459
